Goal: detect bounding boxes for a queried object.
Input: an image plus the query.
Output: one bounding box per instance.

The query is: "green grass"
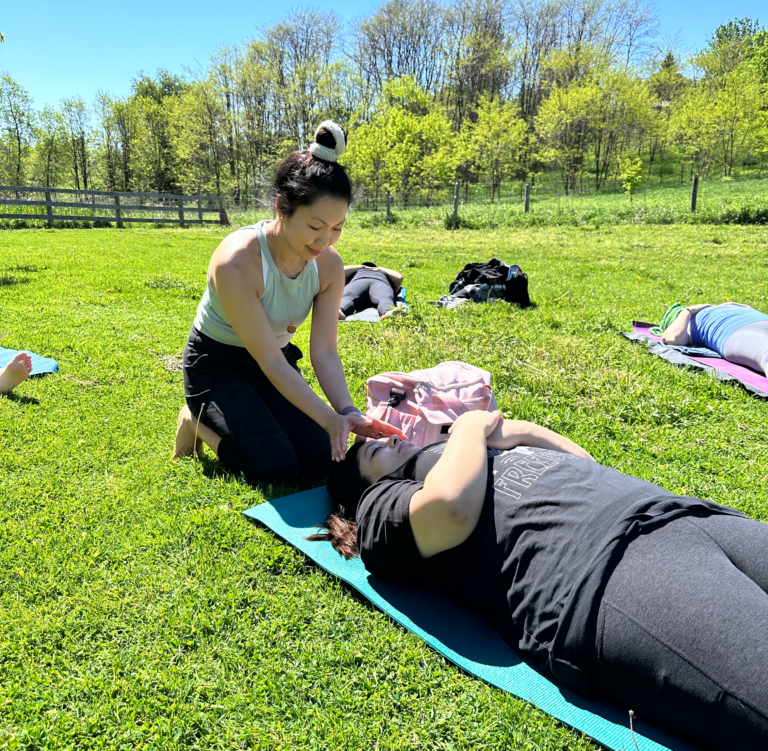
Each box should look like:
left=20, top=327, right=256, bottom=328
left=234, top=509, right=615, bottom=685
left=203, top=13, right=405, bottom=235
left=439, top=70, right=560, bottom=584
left=1, top=224, right=768, bottom=749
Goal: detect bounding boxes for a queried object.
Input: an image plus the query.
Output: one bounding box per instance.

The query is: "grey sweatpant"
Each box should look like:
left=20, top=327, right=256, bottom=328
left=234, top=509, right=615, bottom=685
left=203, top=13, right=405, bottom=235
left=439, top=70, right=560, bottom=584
left=593, top=513, right=768, bottom=751
left=722, top=320, right=768, bottom=376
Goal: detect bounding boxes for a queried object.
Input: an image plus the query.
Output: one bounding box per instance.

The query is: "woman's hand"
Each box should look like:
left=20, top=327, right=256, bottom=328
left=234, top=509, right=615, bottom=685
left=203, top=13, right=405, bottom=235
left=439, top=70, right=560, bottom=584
left=351, top=415, right=408, bottom=442
left=448, top=409, right=504, bottom=439
left=324, top=412, right=373, bottom=462
left=487, top=418, right=594, bottom=461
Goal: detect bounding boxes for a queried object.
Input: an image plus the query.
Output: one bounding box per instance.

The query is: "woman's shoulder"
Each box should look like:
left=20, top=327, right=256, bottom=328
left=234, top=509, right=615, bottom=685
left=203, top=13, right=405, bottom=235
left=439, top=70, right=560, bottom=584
left=356, top=478, right=427, bottom=573
left=315, top=245, right=343, bottom=287
left=212, top=224, right=264, bottom=270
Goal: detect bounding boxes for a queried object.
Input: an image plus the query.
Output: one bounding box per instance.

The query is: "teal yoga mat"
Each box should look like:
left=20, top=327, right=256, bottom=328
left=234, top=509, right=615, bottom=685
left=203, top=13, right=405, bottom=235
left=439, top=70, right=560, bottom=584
left=0, top=347, right=59, bottom=376
left=244, top=488, right=703, bottom=751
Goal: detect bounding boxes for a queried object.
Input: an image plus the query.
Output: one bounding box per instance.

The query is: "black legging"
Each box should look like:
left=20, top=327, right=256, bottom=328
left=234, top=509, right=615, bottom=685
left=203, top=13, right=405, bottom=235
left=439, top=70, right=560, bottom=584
left=593, top=513, right=768, bottom=751
left=182, top=327, right=332, bottom=483
left=340, top=276, right=396, bottom=317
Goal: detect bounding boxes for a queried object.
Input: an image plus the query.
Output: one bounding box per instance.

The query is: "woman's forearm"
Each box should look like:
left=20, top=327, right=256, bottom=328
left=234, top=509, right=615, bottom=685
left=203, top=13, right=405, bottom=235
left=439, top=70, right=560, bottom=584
left=488, top=420, right=593, bottom=460
left=261, top=356, right=337, bottom=428
left=310, top=349, right=356, bottom=412
left=662, top=309, right=692, bottom=345
left=378, top=267, right=403, bottom=291
left=423, top=422, right=489, bottom=519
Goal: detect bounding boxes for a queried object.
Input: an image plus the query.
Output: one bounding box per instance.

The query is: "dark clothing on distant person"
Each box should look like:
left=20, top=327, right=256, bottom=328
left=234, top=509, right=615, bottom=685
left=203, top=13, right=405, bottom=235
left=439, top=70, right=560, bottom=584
left=341, top=269, right=397, bottom=317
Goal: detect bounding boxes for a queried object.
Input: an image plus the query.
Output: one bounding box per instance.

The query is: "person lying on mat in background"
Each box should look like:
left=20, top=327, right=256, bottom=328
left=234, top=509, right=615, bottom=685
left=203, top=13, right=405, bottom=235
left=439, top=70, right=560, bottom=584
left=0, top=352, right=32, bottom=394
left=654, top=301, right=768, bottom=376
left=172, top=120, right=405, bottom=483
left=311, top=411, right=768, bottom=751
left=339, top=263, right=404, bottom=320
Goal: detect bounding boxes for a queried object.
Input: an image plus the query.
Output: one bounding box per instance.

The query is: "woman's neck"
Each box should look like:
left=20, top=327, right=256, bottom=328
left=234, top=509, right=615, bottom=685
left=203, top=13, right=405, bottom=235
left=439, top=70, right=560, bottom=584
left=267, top=219, right=305, bottom=278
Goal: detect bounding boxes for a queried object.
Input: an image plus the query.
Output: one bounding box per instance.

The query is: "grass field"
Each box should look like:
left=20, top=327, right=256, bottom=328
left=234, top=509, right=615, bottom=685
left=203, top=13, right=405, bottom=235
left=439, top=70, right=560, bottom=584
left=2, top=223, right=768, bottom=749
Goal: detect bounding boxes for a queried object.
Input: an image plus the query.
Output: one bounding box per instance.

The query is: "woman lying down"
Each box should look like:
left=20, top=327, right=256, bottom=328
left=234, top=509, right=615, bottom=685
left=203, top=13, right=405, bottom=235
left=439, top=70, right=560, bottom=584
left=656, top=301, right=768, bottom=376
left=311, top=411, right=768, bottom=751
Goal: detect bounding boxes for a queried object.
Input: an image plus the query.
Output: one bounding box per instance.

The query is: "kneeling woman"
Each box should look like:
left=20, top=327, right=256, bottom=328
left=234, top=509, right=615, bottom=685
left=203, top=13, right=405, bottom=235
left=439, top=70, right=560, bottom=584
left=173, top=121, right=386, bottom=482
left=656, top=301, right=768, bottom=376
left=315, top=413, right=768, bottom=751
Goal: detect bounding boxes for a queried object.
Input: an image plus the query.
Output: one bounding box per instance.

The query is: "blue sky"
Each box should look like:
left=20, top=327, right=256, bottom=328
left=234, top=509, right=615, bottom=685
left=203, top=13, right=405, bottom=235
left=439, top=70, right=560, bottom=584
left=2, top=0, right=765, bottom=108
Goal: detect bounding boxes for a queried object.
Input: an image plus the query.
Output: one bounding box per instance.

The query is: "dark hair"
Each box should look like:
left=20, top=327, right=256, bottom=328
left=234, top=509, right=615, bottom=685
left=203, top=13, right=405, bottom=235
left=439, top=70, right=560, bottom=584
left=273, top=125, right=352, bottom=218
left=306, top=442, right=370, bottom=559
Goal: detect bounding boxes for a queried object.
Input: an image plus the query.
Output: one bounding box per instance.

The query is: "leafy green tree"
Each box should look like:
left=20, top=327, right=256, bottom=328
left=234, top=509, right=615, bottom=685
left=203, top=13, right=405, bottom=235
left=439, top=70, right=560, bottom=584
left=443, top=0, right=511, bottom=129
left=349, top=0, right=446, bottom=96
left=669, top=85, right=717, bottom=178
left=710, top=64, right=766, bottom=177
left=346, top=77, right=459, bottom=206
left=751, top=29, right=768, bottom=82
left=646, top=52, right=689, bottom=183
left=698, top=18, right=763, bottom=78
left=590, top=69, right=653, bottom=189
left=130, top=69, right=187, bottom=193
left=535, top=79, right=595, bottom=193
left=94, top=92, right=120, bottom=190
left=461, top=95, right=526, bottom=201
left=30, top=106, right=68, bottom=187
left=169, top=78, right=228, bottom=196
left=0, top=73, right=35, bottom=184
left=61, top=97, right=91, bottom=191
left=619, top=154, right=643, bottom=199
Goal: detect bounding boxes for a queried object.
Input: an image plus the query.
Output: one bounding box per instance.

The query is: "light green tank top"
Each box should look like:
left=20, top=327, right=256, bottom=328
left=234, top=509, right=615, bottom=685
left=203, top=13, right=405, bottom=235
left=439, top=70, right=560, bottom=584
left=193, top=220, right=320, bottom=349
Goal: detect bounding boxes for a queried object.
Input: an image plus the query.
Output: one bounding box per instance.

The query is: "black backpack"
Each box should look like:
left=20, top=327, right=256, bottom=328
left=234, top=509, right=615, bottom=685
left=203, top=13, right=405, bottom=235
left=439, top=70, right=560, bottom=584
left=449, top=259, right=531, bottom=308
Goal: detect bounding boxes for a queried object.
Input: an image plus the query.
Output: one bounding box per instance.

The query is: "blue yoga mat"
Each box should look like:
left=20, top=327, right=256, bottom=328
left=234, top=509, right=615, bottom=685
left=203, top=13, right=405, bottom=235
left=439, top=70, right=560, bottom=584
left=0, top=347, right=59, bottom=376
left=244, top=489, right=702, bottom=751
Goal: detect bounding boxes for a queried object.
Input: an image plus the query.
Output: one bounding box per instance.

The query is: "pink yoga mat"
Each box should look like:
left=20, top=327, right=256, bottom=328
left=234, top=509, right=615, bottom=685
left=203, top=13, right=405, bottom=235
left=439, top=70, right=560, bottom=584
left=629, top=322, right=768, bottom=398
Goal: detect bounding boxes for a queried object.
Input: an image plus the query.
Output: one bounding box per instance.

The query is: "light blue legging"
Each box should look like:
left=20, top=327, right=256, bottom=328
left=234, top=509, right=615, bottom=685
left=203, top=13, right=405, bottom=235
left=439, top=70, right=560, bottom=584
left=722, top=320, right=768, bottom=377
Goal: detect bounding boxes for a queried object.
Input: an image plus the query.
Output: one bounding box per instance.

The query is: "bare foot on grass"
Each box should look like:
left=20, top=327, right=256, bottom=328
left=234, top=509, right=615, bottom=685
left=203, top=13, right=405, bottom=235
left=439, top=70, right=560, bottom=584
left=338, top=309, right=346, bottom=320
left=381, top=306, right=406, bottom=320
left=0, top=352, right=32, bottom=394
left=172, top=405, right=205, bottom=459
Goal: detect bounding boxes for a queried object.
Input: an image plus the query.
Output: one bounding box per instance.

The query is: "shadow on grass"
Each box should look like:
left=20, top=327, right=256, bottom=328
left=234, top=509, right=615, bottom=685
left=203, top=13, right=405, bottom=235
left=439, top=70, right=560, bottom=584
left=197, top=456, right=321, bottom=501
left=0, top=275, right=30, bottom=287
left=2, top=391, right=40, bottom=405
left=5, top=265, right=47, bottom=273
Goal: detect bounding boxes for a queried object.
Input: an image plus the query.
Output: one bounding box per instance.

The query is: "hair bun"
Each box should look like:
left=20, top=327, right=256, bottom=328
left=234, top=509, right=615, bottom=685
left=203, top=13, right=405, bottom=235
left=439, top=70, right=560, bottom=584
left=309, top=120, right=346, bottom=163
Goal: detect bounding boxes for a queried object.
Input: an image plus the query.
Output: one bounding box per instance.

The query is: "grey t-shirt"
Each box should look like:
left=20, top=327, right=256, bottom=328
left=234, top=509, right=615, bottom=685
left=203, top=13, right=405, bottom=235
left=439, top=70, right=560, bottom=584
left=355, top=443, right=742, bottom=694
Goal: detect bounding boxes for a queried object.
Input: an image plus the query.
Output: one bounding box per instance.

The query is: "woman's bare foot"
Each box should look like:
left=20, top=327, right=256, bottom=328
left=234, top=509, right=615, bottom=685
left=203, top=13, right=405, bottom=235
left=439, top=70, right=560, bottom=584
left=172, top=405, right=205, bottom=458
left=381, top=306, right=406, bottom=320
left=338, top=309, right=346, bottom=320
left=0, top=352, right=32, bottom=394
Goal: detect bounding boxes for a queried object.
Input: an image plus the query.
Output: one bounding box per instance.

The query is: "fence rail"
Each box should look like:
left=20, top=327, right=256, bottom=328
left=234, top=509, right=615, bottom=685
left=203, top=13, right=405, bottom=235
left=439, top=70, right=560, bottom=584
left=0, top=186, right=229, bottom=228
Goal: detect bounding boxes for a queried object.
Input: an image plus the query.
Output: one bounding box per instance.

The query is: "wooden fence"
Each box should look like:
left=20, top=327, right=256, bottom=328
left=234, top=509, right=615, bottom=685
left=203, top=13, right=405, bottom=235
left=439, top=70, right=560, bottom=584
left=0, top=186, right=229, bottom=228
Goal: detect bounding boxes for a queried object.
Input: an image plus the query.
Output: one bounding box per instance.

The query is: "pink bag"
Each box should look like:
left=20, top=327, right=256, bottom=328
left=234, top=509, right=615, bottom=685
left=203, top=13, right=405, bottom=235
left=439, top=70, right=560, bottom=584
left=365, top=361, right=497, bottom=448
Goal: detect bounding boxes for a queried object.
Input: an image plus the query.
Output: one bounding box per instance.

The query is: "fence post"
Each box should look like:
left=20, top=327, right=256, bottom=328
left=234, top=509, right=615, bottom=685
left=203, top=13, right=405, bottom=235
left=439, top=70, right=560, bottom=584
left=45, top=190, right=54, bottom=229
left=524, top=183, right=531, bottom=213
left=114, top=194, right=124, bottom=229
left=218, top=198, right=229, bottom=226
left=177, top=198, right=186, bottom=229
left=451, top=180, right=460, bottom=230
left=196, top=186, right=203, bottom=224
left=690, top=175, right=699, bottom=212
left=386, top=190, right=392, bottom=223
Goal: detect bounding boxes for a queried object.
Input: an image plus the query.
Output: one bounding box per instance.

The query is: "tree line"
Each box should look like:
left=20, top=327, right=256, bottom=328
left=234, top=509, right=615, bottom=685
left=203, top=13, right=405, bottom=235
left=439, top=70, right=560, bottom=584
left=1, top=2, right=767, bottom=206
